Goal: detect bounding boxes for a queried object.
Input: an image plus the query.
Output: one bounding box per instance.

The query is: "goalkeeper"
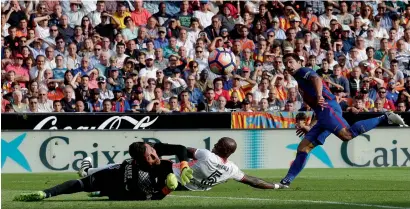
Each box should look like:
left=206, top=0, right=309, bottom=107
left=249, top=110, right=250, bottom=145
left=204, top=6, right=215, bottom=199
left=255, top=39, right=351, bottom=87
left=14, top=142, right=194, bottom=201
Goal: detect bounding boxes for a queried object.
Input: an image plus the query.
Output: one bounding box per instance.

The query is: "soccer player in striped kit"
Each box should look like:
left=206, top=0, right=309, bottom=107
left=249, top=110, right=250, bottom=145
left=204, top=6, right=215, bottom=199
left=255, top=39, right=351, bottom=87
left=279, top=53, right=407, bottom=188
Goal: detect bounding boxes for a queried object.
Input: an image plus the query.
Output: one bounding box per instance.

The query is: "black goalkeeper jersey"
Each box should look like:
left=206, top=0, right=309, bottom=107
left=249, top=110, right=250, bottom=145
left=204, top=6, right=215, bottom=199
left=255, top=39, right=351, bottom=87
left=104, top=159, right=173, bottom=201
left=98, top=142, right=189, bottom=200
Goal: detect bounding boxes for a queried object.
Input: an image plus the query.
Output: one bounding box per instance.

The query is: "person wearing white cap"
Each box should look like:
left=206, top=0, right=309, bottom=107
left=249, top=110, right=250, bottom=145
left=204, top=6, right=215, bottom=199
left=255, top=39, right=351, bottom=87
left=270, top=17, right=286, bottom=40
left=139, top=54, right=158, bottom=82
left=289, top=16, right=305, bottom=38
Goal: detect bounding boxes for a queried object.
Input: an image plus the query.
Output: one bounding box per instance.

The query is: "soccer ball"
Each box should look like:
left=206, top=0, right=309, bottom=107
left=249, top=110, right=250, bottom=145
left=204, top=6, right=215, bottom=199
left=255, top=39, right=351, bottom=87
left=208, top=47, right=236, bottom=75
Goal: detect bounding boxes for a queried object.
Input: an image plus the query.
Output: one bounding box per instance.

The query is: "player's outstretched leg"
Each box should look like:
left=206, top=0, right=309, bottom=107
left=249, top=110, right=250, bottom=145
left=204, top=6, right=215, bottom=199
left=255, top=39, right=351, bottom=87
left=280, top=125, right=331, bottom=188
left=78, top=157, right=93, bottom=177
left=280, top=139, right=315, bottom=188
left=14, top=179, right=84, bottom=202
left=342, top=112, right=407, bottom=141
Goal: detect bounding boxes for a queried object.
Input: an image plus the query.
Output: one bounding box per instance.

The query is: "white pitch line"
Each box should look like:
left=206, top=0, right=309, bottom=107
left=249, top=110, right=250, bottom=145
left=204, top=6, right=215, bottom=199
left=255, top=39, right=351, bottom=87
left=170, top=195, right=410, bottom=209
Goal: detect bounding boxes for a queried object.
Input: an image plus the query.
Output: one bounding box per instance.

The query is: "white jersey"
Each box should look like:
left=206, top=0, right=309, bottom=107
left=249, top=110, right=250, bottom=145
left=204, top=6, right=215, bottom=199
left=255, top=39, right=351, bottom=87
left=172, top=149, right=245, bottom=191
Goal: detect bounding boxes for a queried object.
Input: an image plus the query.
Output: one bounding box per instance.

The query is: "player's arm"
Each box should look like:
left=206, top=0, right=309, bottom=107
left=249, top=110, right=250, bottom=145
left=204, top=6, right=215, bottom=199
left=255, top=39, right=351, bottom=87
left=153, top=143, right=193, bottom=185
left=151, top=161, right=179, bottom=200
left=153, top=143, right=189, bottom=162
left=239, top=175, right=281, bottom=189
left=187, top=147, right=197, bottom=159
left=310, top=74, right=323, bottom=101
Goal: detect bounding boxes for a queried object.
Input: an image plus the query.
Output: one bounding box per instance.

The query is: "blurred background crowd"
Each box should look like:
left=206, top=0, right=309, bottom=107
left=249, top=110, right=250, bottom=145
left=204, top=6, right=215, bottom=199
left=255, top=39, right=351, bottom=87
left=1, top=0, right=410, bottom=113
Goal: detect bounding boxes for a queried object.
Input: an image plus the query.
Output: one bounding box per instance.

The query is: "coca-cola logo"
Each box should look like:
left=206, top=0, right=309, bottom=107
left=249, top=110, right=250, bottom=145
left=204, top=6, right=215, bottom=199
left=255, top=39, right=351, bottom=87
left=33, top=116, right=159, bottom=130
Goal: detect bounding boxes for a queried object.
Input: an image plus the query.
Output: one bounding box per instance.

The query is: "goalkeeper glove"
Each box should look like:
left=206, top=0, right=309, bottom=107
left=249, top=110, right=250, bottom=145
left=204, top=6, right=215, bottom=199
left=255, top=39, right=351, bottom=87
left=180, top=161, right=194, bottom=186
left=165, top=173, right=178, bottom=190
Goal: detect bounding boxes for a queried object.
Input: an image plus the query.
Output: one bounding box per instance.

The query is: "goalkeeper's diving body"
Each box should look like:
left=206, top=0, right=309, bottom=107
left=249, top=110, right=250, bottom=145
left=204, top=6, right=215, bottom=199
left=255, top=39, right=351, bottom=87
left=83, top=137, right=284, bottom=193
left=14, top=142, right=194, bottom=201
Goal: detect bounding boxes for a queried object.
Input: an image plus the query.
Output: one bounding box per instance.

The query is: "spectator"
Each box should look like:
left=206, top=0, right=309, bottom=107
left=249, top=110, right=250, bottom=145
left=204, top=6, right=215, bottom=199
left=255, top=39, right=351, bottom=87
left=377, top=87, right=395, bottom=111
left=25, top=96, right=41, bottom=113
left=132, top=88, right=150, bottom=110
left=129, top=99, right=143, bottom=113
left=111, top=86, right=130, bottom=112
left=316, top=59, right=333, bottom=77
left=101, top=98, right=113, bottom=112
left=88, top=88, right=102, bottom=112
left=52, top=100, right=64, bottom=112
left=347, top=96, right=369, bottom=113
left=75, top=100, right=86, bottom=113
left=397, top=101, right=407, bottom=112
left=329, top=64, right=350, bottom=94
left=284, top=101, right=295, bottom=112
left=226, top=91, right=242, bottom=111
left=270, top=74, right=287, bottom=103
left=359, top=88, right=375, bottom=110
left=349, top=67, right=363, bottom=97
left=5, top=54, right=29, bottom=88
left=239, top=98, right=253, bottom=112
left=2, top=0, right=410, bottom=117
left=168, top=96, right=180, bottom=112
left=179, top=90, right=196, bottom=112
left=37, top=88, right=53, bottom=112
left=193, top=1, right=214, bottom=28
left=163, top=55, right=187, bottom=77
left=139, top=55, right=158, bottom=85
left=319, top=4, right=337, bottom=28
left=143, top=78, right=157, bottom=102
left=185, top=75, right=203, bottom=105
left=213, top=77, right=230, bottom=101
left=61, top=85, right=76, bottom=112
left=211, top=95, right=229, bottom=112
left=106, top=67, right=125, bottom=90
left=229, top=74, right=255, bottom=102
left=198, top=88, right=217, bottom=112
left=373, top=98, right=386, bottom=112
left=258, top=98, right=271, bottom=112
left=333, top=88, right=348, bottom=111
left=130, top=0, right=152, bottom=27
left=287, top=87, right=303, bottom=110
left=123, top=78, right=134, bottom=100
left=146, top=87, right=169, bottom=112
left=11, top=90, right=28, bottom=112
left=386, top=78, right=399, bottom=104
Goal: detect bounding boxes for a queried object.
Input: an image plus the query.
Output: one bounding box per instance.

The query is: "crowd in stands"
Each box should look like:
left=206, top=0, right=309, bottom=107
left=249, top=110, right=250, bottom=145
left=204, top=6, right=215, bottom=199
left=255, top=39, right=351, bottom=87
left=1, top=0, right=410, bottom=113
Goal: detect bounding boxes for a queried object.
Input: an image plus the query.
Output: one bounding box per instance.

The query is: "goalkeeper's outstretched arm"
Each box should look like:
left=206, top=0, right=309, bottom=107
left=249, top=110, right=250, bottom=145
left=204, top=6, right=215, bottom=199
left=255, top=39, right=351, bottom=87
left=239, top=175, right=282, bottom=189
left=152, top=143, right=189, bottom=162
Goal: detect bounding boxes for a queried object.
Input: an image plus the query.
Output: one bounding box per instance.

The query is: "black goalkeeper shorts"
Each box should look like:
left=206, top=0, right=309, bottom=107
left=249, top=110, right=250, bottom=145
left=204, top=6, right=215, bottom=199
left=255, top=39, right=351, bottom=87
left=80, top=164, right=124, bottom=195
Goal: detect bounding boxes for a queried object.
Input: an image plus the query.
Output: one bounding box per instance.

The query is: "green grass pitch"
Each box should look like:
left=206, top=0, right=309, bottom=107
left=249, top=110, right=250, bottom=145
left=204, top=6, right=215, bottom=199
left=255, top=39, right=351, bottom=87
left=2, top=168, right=410, bottom=209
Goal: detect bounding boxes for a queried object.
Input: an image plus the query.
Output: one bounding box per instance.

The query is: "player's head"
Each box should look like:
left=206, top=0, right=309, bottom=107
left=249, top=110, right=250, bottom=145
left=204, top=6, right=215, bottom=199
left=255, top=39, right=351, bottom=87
left=212, top=137, right=237, bottom=159
left=129, top=142, right=160, bottom=168
left=283, top=53, right=302, bottom=75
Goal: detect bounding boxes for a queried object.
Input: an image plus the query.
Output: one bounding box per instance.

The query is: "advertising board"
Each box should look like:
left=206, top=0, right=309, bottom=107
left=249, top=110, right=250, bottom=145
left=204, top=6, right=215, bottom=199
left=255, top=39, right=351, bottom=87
left=1, top=129, right=409, bottom=173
